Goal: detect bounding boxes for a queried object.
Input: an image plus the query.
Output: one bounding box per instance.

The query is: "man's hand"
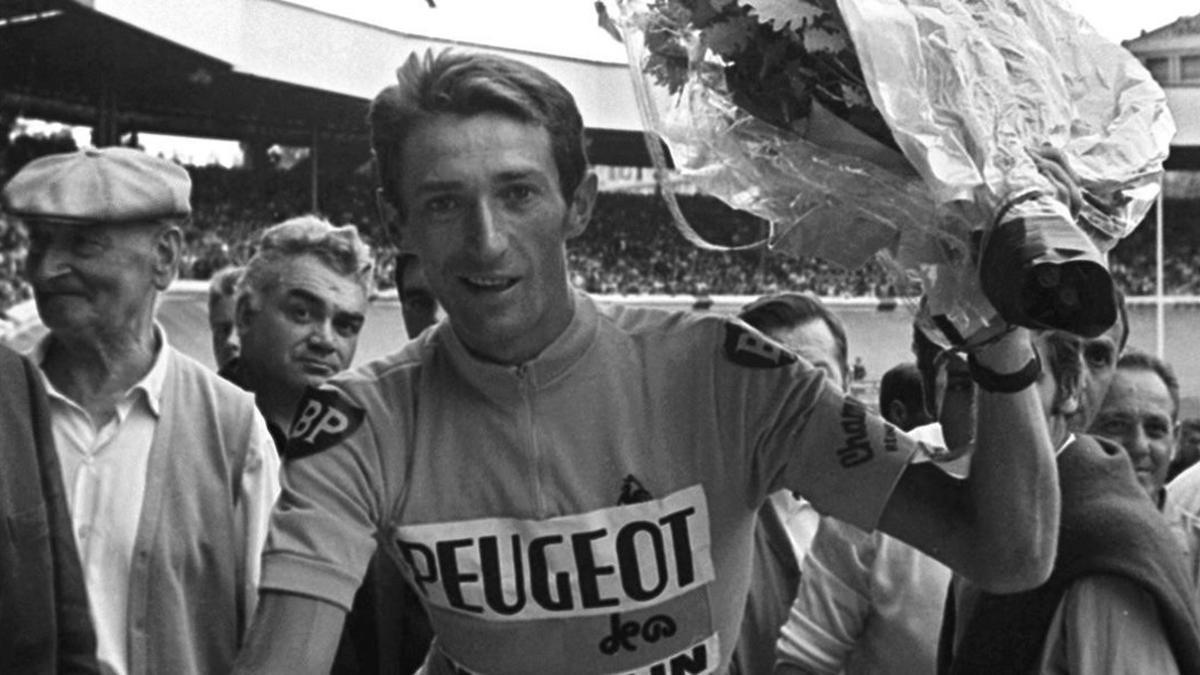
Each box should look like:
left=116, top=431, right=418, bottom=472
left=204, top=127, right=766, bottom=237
left=880, top=327, right=1058, bottom=593
left=971, top=325, right=1038, bottom=375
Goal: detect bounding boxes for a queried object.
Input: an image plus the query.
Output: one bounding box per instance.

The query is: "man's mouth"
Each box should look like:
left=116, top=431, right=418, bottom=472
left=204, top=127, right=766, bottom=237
left=298, top=359, right=337, bottom=376
left=1133, top=465, right=1157, bottom=483
left=461, top=275, right=518, bottom=292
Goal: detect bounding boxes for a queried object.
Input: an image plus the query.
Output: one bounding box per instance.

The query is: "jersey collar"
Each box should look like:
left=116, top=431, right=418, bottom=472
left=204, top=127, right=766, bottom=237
left=438, top=290, right=599, bottom=397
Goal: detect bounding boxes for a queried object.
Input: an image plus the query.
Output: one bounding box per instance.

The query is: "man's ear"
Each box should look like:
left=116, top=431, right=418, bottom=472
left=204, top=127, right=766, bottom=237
left=564, top=172, right=597, bottom=240
left=886, top=400, right=908, bottom=428
left=153, top=225, right=183, bottom=290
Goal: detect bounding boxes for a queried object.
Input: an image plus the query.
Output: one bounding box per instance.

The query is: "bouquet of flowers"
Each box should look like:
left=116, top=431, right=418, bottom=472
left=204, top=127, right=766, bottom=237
left=616, top=0, right=1175, bottom=338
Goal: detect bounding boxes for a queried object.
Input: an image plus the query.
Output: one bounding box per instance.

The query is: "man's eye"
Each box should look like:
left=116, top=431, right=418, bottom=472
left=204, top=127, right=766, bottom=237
left=1096, top=419, right=1129, bottom=436
left=288, top=305, right=312, bottom=322
left=425, top=196, right=459, bottom=213
left=334, top=318, right=363, bottom=338
left=1084, top=342, right=1115, bottom=368
left=1145, top=420, right=1172, bottom=439
left=70, top=235, right=106, bottom=257
left=501, top=185, right=535, bottom=204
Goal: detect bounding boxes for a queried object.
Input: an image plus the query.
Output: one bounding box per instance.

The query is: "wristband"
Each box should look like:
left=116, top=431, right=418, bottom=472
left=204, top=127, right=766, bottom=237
left=968, top=349, right=1041, bottom=393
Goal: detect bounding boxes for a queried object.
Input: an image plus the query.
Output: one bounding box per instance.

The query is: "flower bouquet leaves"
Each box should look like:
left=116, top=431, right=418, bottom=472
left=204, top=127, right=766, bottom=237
left=616, top=0, right=1174, bottom=337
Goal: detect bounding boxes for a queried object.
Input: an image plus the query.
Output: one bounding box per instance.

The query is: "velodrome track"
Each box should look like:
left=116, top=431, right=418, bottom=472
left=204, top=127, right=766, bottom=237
left=5, top=281, right=1200, bottom=416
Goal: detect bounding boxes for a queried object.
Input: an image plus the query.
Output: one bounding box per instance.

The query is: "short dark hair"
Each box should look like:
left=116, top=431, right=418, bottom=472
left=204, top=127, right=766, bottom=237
left=738, top=292, right=849, bottom=383
left=369, top=49, right=589, bottom=216
left=1116, top=350, right=1180, bottom=419
left=208, top=265, right=242, bottom=307
left=880, top=362, right=924, bottom=418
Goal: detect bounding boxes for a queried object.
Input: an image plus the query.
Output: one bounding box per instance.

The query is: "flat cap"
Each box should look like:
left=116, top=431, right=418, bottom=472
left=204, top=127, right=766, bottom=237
left=1, top=147, right=191, bottom=224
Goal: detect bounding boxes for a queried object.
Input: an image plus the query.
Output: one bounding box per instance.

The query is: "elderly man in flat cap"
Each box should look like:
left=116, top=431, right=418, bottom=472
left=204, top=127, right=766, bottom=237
left=1, top=147, right=280, bottom=675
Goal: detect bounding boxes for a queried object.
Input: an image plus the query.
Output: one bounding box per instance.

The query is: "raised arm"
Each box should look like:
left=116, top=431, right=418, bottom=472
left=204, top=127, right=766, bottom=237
left=234, top=592, right=347, bottom=675
left=878, top=328, right=1059, bottom=592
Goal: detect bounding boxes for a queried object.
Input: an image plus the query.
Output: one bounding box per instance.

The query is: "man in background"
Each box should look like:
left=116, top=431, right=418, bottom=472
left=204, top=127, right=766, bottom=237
left=733, top=292, right=849, bottom=675
left=394, top=251, right=439, bottom=338
left=3, top=146, right=278, bottom=674
left=776, top=325, right=969, bottom=675
left=777, top=304, right=1132, bottom=675
left=879, top=361, right=933, bottom=431
left=208, top=265, right=243, bottom=371
left=1168, top=417, right=1200, bottom=482
left=942, top=339, right=1200, bottom=674
left=1092, top=352, right=1183, bottom=505
left=1095, top=352, right=1200, bottom=603
left=222, top=216, right=371, bottom=444
left=224, top=215, right=392, bottom=673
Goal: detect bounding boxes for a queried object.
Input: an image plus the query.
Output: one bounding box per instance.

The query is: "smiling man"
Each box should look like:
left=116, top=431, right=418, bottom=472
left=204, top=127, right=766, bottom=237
left=2, top=147, right=279, bottom=675
left=236, top=50, right=1061, bottom=675
left=1091, top=351, right=1180, bottom=503
left=222, top=216, right=371, bottom=444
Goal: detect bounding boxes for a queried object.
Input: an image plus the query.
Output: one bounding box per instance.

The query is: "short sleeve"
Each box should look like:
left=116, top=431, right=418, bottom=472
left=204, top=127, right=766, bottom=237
left=259, top=384, right=386, bottom=611
left=715, top=327, right=921, bottom=530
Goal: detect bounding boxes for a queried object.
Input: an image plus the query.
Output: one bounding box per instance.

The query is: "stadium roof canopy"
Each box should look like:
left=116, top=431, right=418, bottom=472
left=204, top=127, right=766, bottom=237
left=3, top=0, right=1195, bottom=170
left=0, top=0, right=657, bottom=166
left=1123, top=15, right=1200, bottom=170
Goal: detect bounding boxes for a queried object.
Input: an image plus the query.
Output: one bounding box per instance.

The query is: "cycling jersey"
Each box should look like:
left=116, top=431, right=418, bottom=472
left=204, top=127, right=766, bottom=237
left=261, top=293, right=922, bottom=674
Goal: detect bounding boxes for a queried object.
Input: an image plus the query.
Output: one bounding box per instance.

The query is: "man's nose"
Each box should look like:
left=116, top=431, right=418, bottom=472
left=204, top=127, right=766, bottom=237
left=307, top=321, right=336, bottom=351
left=1125, top=428, right=1152, bottom=461
left=466, top=201, right=506, bottom=259
left=27, top=240, right=68, bottom=283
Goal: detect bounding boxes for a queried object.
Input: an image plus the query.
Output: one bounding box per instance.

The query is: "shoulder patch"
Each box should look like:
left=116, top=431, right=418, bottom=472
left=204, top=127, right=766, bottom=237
left=283, top=387, right=365, bottom=461
left=723, top=321, right=797, bottom=368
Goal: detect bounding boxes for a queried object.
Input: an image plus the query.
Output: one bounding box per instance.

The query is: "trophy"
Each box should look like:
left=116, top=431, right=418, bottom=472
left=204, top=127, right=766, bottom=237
left=617, top=0, right=1173, bottom=338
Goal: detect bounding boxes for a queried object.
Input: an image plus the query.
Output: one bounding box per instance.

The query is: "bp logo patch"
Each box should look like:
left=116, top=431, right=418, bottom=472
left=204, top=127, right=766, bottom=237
left=723, top=322, right=797, bottom=368
left=284, top=387, right=365, bottom=461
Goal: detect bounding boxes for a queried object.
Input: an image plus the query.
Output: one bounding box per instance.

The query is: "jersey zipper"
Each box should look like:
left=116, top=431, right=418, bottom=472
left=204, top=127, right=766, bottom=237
left=515, top=364, right=544, bottom=517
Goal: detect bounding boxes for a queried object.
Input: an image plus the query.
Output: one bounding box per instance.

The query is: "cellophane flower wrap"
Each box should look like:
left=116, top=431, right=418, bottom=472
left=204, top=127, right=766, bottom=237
left=617, top=0, right=1174, bottom=337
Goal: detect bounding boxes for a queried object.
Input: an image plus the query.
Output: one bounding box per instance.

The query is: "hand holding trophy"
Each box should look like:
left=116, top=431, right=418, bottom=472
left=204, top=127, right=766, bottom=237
left=616, top=0, right=1174, bottom=339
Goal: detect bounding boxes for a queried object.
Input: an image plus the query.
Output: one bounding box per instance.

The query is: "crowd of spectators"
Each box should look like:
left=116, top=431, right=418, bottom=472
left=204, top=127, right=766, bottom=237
left=2, top=163, right=1199, bottom=313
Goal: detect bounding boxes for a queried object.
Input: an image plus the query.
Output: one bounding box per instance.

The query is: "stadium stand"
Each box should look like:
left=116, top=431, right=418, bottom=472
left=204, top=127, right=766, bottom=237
left=0, top=162, right=1196, bottom=314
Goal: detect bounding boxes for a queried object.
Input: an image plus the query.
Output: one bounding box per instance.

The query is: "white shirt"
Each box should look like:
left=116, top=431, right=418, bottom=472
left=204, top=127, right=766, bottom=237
left=1163, top=475, right=1200, bottom=618
left=768, top=490, right=822, bottom=563
left=37, top=333, right=168, bottom=675
left=35, top=329, right=280, bottom=675
left=776, top=423, right=960, bottom=675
